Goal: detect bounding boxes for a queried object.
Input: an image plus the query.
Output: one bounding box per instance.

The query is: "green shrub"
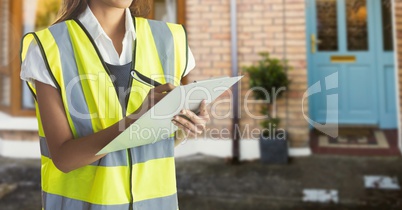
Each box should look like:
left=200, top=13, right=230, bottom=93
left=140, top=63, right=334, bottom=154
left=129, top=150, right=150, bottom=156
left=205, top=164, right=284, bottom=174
left=243, top=52, right=290, bottom=135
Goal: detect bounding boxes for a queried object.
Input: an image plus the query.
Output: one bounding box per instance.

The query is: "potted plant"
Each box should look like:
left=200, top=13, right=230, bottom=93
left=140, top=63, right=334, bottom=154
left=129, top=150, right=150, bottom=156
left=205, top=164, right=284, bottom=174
left=243, top=52, right=290, bottom=164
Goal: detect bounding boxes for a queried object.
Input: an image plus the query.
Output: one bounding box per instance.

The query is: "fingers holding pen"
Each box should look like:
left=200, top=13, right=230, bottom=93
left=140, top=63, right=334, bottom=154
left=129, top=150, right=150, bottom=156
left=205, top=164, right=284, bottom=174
left=152, top=83, right=175, bottom=94
left=147, top=83, right=176, bottom=105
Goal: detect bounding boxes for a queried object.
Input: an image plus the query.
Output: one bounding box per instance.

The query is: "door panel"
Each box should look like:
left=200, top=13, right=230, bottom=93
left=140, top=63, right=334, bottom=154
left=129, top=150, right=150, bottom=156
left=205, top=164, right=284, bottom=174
left=346, top=65, right=373, bottom=112
left=313, top=65, right=339, bottom=119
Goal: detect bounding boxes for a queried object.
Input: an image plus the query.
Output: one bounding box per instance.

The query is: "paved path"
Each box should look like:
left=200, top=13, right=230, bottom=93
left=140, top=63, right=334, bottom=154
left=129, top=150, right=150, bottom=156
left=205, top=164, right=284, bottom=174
left=176, top=155, right=402, bottom=210
left=0, top=155, right=401, bottom=209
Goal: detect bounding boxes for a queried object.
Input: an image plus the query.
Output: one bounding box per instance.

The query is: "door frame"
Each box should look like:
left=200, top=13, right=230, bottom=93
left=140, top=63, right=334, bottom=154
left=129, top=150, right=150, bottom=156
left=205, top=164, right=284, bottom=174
left=373, top=0, right=398, bottom=129
left=305, top=0, right=402, bottom=153
left=390, top=0, right=402, bottom=153
left=305, top=0, right=399, bottom=130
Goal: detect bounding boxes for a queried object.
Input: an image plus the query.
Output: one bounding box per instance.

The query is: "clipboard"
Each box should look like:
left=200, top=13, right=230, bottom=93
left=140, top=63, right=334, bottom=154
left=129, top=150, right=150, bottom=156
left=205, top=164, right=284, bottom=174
left=97, top=75, right=243, bottom=155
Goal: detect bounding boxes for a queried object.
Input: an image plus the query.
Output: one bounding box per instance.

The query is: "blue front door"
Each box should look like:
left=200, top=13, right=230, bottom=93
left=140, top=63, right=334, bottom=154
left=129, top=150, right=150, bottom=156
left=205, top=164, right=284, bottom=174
left=306, top=0, right=397, bottom=128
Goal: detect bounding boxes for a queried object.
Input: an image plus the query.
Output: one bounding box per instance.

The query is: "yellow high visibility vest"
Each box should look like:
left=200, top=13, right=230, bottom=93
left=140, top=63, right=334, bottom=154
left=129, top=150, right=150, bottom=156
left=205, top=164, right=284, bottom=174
left=21, top=17, right=188, bottom=210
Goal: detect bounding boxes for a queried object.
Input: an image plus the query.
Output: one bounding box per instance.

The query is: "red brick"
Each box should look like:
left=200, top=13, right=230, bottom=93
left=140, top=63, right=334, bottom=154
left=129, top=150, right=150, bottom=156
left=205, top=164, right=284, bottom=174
left=187, top=0, right=310, bottom=147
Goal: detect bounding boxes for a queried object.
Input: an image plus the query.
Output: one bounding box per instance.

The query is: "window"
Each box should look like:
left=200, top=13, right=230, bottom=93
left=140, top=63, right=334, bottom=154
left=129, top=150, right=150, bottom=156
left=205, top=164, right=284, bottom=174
left=0, top=0, right=11, bottom=109
left=0, top=0, right=61, bottom=116
left=0, top=0, right=33, bottom=116
left=0, top=0, right=186, bottom=117
left=316, top=0, right=339, bottom=51
left=149, top=0, right=186, bottom=25
left=381, top=0, right=394, bottom=51
left=346, top=0, right=368, bottom=51
left=149, top=0, right=188, bottom=84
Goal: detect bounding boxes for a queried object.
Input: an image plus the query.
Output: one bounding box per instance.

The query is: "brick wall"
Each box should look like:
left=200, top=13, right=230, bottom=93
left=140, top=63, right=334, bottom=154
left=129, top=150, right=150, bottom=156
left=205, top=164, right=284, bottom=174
left=237, top=0, right=309, bottom=147
left=0, top=130, right=38, bottom=141
left=0, top=0, right=10, bottom=107
left=186, top=0, right=310, bottom=147
left=186, top=0, right=233, bottom=138
left=396, top=0, right=402, bottom=135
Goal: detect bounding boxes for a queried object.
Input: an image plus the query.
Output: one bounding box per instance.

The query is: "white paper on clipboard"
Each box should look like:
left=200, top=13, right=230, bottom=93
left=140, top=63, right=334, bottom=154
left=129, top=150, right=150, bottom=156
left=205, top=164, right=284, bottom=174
left=96, top=75, right=243, bottom=155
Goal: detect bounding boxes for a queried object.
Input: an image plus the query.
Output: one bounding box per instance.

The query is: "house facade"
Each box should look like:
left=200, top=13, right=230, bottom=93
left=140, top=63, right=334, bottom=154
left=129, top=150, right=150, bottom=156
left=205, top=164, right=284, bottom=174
left=0, top=0, right=401, bottom=159
left=178, top=0, right=402, bottom=158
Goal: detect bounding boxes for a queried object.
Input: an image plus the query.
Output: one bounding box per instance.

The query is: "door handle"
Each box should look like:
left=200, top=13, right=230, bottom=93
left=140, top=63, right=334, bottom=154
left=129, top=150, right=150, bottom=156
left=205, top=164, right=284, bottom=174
left=311, top=34, right=322, bottom=54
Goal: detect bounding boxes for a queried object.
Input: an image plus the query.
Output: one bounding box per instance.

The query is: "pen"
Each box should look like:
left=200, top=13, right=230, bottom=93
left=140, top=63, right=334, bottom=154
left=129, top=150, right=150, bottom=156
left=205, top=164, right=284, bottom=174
left=132, top=71, right=202, bottom=116
left=131, top=69, right=162, bottom=87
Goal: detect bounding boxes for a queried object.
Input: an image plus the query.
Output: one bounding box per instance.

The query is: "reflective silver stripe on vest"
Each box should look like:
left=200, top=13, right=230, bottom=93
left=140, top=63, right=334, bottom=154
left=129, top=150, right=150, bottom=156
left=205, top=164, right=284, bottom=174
left=130, top=137, right=175, bottom=164
left=46, top=23, right=128, bottom=167
left=132, top=193, right=178, bottom=210
left=48, top=22, right=94, bottom=138
left=90, top=150, right=128, bottom=167
left=42, top=191, right=130, bottom=210
left=147, top=20, right=175, bottom=84
left=40, top=136, right=50, bottom=158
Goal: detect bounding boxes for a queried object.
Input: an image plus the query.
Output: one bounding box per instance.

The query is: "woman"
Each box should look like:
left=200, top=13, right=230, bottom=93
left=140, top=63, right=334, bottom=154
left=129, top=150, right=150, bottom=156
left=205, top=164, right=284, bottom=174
left=20, top=0, right=209, bottom=209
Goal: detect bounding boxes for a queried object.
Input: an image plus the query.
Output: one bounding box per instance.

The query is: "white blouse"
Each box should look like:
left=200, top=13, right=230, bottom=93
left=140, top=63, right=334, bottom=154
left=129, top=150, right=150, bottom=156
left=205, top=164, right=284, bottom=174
left=20, top=6, right=195, bottom=88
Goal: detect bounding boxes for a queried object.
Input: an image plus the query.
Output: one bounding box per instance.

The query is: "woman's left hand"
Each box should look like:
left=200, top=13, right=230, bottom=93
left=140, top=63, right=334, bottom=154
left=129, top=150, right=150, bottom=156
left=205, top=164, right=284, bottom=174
left=173, top=100, right=210, bottom=143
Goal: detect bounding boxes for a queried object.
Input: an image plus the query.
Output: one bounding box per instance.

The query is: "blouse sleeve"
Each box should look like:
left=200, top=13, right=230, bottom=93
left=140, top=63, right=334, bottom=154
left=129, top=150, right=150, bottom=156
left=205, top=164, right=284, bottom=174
left=20, top=41, right=57, bottom=89
left=182, top=46, right=196, bottom=77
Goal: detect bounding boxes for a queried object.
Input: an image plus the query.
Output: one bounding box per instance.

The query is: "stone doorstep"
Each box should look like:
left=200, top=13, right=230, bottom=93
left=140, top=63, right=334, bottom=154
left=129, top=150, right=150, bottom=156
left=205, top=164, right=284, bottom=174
left=0, top=183, right=18, bottom=199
